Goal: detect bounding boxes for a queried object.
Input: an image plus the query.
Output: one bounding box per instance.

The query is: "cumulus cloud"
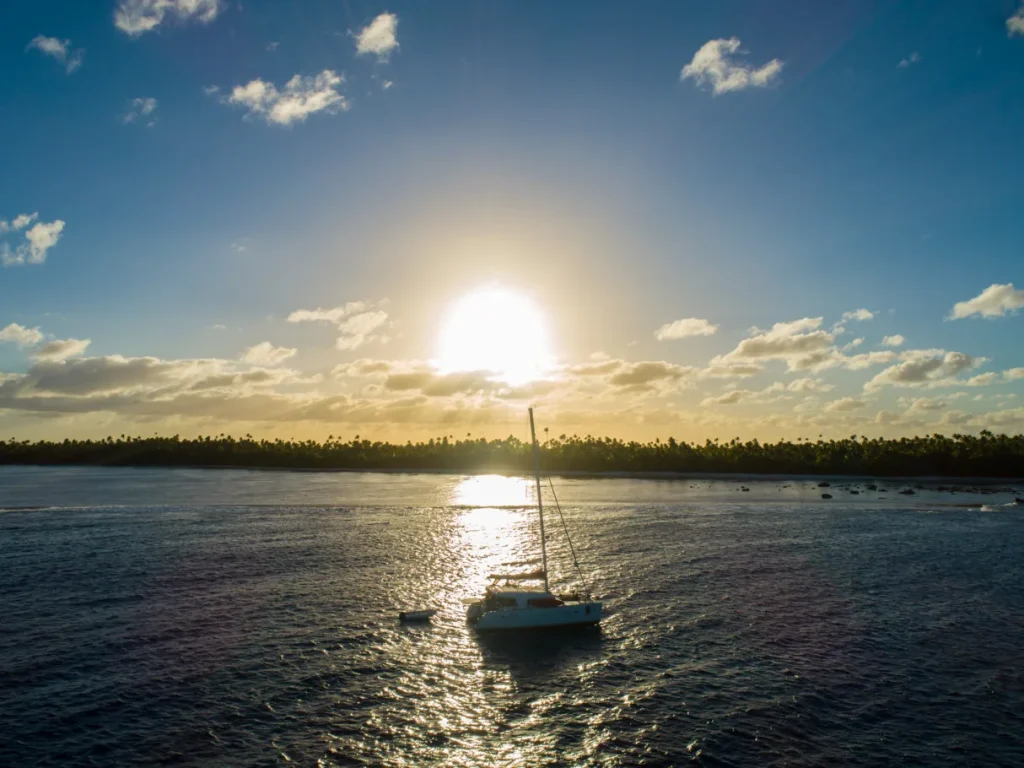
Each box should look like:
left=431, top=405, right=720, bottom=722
left=27, top=35, right=84, bottom=73
left=949, top=283, right=1024, bottom=319
left=864, top=350, right=983, bottom=392
left=839, top=308, right=874, bottom=323
left=680, top=37, right=783, bottom=95
left=240, top=342, right=297, bottom=366
left=1005, top=367, right=1024, bottom=381
left=902, top=396, right=946, bottom=412
left=608, top=361, right=697, bottom=390
left=700, top=362, right=763, bottom=378
left=355, top=12, right=399, bottom=59
left=123, top=97, right=158, bottom=124
left=881, top=334, right=905, bottom=347
left=33, top=338, right=91, bottom=362
left=1, top=217, right=65, bottom=267
left=655, top=317, right=718, bottom=340
left=897, top=51, right=921, bottom=68
left=0, top=323, right=45, bottom=347
left=288, top=300, right=389, bottom=350
left=824, top=397, right=866, bottom=412
left=224, top=70, right=348, bottom=126
left=24, top=221, right=64, bottom=263
left=700, top=383, right=785, bottom=407
left=787, top=377, right=833, bottom=393
left=115, top=0, right=222, bottom=36
left=718, top=317, right=834, bottom=370
left=965, top=372, right=999, bottom=387
left=1008, top=4, right=1024, bottom=37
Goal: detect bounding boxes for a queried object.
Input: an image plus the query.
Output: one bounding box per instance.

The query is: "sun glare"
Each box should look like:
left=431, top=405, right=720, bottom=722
left=437, top=289, right=554, bottom=386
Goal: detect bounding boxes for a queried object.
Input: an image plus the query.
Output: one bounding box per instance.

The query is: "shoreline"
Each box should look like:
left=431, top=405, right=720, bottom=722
left=2, top=463, right=1022, bottom=486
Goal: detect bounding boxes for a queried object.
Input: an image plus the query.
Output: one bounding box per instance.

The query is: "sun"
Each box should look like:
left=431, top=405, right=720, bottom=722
left=437, top=288, right=554, bottom=386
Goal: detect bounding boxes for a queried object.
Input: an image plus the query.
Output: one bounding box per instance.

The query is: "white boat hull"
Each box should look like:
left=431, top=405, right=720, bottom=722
left=470, top=601, right=602, bottom=631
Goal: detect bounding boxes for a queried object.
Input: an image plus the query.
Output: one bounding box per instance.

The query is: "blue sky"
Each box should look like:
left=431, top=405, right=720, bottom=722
left=1, top=0, right=1023, bottom=441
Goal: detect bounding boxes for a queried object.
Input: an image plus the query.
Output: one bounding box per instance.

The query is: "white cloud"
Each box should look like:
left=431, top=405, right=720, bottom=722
left=1005, top=367, right=1024, bottom=381
left=1008, top=4, right=1024, bottom=37
left=124, top=97, right=158, bottom=124
left=824, top=397, right=866, bottom=412
left=241, top=342, right=297, bottom=366
left=902, top=396, right=946, bottom=412
left=609, top=361, right=697, bottom=390
left=865, top=350, right=982, bottom=392
left=335, top=311, right=389, bottom=350
left=700, top=382, right=785, bottom=407
left=842, top=337, right=864, bottom=351
left=897, top=51, right=921, bottom=68
left=225, top=70, right=348, bottom=126
left=965, top=372, right=999, bottom=387
left=0, top=323, right=44, bottom=347
left=355, top=12, right=399, bottom=59
left=114, top=0, right=222, bottom=37
left=33, top=338, right=91, bottom=362
left=842, top=350, right=897, bottom=370
left=680, top=37, right=783, bottom=95
left=949, top=283, right=1024, bottom=319
left=27, top=35, right=84, bottom=73
left=266, top=41, right=279, bottom=52
left=881, top=334, right=905, bottom=347
left=655, top=317, right=718, bottom=340
left=1, top=218, right=65, bottom=267
left=787, top=377, right=833, bottom=393
left=839, top=308, right=874, bottom=323
left=288, top=301, right=390, bottom=351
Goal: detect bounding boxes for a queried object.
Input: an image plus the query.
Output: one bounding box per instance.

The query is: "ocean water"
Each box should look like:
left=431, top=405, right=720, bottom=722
left=2, top=466, right=1023, bottom=767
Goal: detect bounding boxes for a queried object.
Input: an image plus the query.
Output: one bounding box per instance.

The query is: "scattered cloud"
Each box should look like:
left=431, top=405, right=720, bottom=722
left=881, top=334, right=905, bottom=347
left=655, top=317, right=718, bottom=340
left=902, top=396, right=946, bottom=412
left=1, top=216, right=66, bottom=267
left=1008, top=4, right=1024, bottom=37
left=839, top=308, right=874, bottom=323
left=33, top=338, right=91, bottom=362
left=266, top=41, right=279, bottom=52
left=123, top=97, right=158, bottom=124
left=0, top=323, right=45, bottom=347
left=965, top=372, right=999, bottom=387
left=355, top=12, right=399, bottom=59
left=241, top=342, right=297, bottom=367
left=680, top=37, right=783, bottom=95
left=701, top=362, right=763, bottom=378
left=824, top=397, right=866, bottom=412
left=716, top=317, right=834, bottom=370
left=864, top=350, right=983, bottom=392
left=897, top=51, right=921, bottom=68
left=949, top=283, right=1024, bottom=319
left=224, top=70, right=348, bottom=126
left=26, top=35, right=84, bottom=73
left=1005, top=367, right=1024, bottom=381
left=608, top=361, right=697, bottom=390
left=114, top=0, right=222, bottom=37
left=701, top=382, right=785, bottom=407
left=787, top=377, right=833, bottom=393
left=288, top=301, right=390, bottom=351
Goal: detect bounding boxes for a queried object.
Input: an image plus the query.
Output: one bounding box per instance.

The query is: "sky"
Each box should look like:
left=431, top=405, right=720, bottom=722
left=2, top=0, right=1024, bottom=443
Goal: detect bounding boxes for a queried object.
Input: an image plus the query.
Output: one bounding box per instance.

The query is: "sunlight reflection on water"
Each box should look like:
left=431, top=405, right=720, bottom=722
left=446, top=474, right=534, bottom=508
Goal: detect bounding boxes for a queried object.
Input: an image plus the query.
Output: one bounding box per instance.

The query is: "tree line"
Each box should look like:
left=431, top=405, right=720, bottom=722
left=1, top=431, right=1022, bottom=477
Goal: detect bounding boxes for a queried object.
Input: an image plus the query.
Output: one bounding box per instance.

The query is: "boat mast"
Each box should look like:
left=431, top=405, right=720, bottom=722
left=528, top=407, right=550, bottom=593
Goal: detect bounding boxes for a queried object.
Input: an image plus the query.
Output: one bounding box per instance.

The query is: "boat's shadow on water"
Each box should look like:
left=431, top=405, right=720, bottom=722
left=473, top=626, right=605, bottom=681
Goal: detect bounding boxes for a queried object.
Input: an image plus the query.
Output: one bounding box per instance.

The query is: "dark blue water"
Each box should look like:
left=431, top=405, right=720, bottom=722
left=2, top=467, right=1023, bottom=766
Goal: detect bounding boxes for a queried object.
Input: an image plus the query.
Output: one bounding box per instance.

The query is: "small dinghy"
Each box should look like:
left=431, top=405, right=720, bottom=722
left=398, top=609, right=437, bottom=622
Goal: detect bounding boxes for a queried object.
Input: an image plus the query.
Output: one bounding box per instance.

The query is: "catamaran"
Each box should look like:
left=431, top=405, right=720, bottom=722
left=465, top=408, right=602, bottom=631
